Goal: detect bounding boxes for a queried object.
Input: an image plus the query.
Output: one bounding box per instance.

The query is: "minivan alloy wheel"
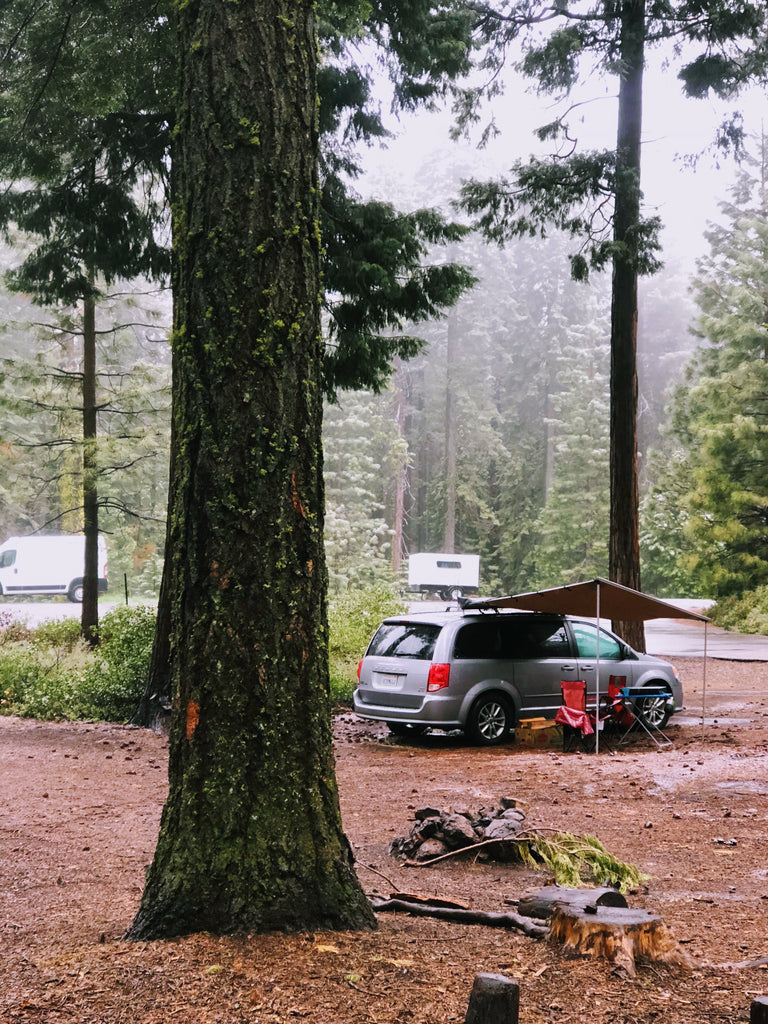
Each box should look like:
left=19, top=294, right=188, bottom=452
left=634, top=693, right=671, bottom=730
left=468, top=694, right=512, bottom=745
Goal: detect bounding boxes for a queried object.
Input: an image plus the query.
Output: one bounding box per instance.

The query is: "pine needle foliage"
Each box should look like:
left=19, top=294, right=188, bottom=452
left=514, top=831, right=646, bottom=893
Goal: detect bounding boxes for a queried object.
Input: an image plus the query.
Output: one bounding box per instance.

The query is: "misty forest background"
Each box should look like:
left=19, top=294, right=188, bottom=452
left=2, top=121, right=768, bottom=618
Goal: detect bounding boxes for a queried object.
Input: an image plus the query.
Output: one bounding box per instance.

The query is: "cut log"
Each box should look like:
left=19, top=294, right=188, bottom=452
left=549, top=904, right=694, bottom=978
left=518, top=885, right=628, bottom=920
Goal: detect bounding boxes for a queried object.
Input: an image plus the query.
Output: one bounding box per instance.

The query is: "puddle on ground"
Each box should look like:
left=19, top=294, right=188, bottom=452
left=716, top=780, right=768, bottom=796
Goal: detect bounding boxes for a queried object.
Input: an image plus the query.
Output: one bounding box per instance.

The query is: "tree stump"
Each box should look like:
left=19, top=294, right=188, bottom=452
left=464, top=974, right=519, bottom=1024
left=549, top=904, right=694, bottom=978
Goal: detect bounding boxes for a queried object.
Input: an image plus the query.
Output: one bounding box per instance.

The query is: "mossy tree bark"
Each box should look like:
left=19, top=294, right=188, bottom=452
left=127, top=0, right=375, bottom=938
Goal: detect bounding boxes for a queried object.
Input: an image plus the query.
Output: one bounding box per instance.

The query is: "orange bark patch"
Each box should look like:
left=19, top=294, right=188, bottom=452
left=291, top=472, right=306, bottom=518
left=185, top=700, right=200, bottom=741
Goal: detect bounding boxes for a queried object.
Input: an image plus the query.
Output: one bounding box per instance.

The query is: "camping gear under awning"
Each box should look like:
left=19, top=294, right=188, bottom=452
left=462, top=578, right=710, bottom=751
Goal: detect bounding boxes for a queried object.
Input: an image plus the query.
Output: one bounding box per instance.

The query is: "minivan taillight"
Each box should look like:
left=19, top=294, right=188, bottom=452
left=356, top=659, right=363, bottom=683
left=427, top=663, right=450, bottom=692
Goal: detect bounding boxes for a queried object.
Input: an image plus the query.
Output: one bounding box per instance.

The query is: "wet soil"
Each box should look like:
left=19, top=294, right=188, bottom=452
left=2, top=655, right=768, bottom=1023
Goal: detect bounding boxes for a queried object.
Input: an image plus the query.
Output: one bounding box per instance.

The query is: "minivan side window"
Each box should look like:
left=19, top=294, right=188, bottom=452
left=453, top=617, right=571, bottom=659
left=0, top=549, right=16, bottom=568
left=367, top=622, right=441, bottom=660
left=571, top=623, right=623, bottom=660
left=508, top=619, right=571, bottom=659
left=453, top=621, right=502, bottom=659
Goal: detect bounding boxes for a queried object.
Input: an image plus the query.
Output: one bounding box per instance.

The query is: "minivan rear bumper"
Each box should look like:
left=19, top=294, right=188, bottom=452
left=352, top=689, right=463, bottom=728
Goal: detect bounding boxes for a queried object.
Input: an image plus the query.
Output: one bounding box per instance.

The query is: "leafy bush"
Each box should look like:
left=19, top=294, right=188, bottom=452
left=0, top=606, right=156, bottom=722
left=77, top=606, right=156, bottom=721
left=30, top=616, right=82, bottom=651
left=328, top=583, right=406, bottom=703
left=0, top=640, right=88, bottom=720
left=709, top=587, right=768, bottom=635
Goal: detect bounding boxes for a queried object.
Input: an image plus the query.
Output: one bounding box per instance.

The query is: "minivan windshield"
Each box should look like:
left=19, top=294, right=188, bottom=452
left=367, top=622, right=441, bottom=660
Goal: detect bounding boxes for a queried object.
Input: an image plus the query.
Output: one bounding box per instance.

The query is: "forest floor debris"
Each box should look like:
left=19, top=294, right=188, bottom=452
left=2, top=656, right=768, bottom=1022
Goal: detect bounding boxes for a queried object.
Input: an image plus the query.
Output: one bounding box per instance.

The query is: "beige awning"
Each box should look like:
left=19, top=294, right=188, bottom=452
left=463, top=577, right=710, bottom=622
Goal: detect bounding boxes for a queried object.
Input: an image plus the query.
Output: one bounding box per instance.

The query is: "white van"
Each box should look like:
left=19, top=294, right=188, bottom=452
left=0, top=535, right=108, bottom=602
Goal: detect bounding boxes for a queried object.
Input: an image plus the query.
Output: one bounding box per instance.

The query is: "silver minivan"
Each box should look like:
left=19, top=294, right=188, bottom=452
left=353, top=610, right=683, bottom=745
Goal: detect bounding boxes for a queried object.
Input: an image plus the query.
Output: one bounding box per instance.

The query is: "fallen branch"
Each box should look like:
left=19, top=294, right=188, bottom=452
left=371, top=898, right=548, bottom=939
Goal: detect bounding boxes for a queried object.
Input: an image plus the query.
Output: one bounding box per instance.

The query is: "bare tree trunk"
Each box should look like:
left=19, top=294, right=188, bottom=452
left=443, top=312, right=458, bottom=552
left=609, top=0, right=645, bottom=652
left=391, top=361, right=407, bottom=576
left=81, top=287, right=99, bottom=647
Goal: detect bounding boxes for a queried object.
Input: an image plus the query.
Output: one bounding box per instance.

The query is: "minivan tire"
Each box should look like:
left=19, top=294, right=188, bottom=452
left=67, top=580, right=84, bottom=603
left=633, top=690, right=672, bottom=730
left=467, top=693, right=513, bottom=746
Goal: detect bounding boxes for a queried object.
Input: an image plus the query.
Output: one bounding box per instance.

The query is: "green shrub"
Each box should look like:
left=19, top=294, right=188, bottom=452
left=31, top=616, right=83, bottom=651
left=710, top=587, right=768, bottom=634
left=328, top=583, right=406, bottom=703
left=0, top=605, right=156, bottom=722
left=0, top=641, right=88, bottom=719
left=77, top=605, right=156, bottom=721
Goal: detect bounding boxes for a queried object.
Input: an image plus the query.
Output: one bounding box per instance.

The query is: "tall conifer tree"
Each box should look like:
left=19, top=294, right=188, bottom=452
left=128, top=0, right=375, bottom=938
left=458, top=0, right=767, bottom=647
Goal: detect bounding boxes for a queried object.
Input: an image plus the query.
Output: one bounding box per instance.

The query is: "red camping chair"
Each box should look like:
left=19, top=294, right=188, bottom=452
left=555, top=680, right=595, bottom=752
left=607, top=675, right=636, bottom=730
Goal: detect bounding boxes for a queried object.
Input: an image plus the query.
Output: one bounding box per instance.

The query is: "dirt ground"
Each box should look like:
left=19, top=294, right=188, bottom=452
left=2, top=655, right=768, bottom=1023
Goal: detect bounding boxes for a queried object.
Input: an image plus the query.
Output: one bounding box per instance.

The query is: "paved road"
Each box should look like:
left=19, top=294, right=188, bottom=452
left=645, top=618, right=768, bottom=661
left=2, top=599, right=768, bottom=661
left=0, top=600, right=137, bottom=627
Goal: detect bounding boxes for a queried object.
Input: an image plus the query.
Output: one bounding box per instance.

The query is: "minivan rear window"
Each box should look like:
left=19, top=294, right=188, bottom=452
left=367, top=622, right=441, bottom=660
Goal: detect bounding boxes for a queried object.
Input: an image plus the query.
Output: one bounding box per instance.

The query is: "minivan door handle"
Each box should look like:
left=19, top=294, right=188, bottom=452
left=560, top=664, right=577, bottom=672
left=580, top=664, right=595, bottom=672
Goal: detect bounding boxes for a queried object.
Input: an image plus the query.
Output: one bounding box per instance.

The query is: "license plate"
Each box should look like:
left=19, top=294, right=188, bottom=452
left=372, top=672, right=403, bottom=691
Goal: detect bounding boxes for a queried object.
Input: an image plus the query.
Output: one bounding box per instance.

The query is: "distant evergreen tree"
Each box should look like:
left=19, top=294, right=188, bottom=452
left=0, top=0, right=170, bottom=641
left=457, top=0, right=768, bottom=646
left=323, top=392, right=397, bottom=591
left=530, top=315, right=611, bottom=587
left=658, top=139, right=768, bottom=596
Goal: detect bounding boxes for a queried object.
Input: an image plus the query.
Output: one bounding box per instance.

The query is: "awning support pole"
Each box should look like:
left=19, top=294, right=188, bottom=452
left=701, top=622, right=708, bottom=740
left=595, top=583, right=601, bottom=755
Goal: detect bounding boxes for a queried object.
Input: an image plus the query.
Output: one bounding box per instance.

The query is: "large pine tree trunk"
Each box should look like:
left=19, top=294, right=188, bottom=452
left=128, top=0, right=374, bottom=938
left=609, top=0, right=645, bottom=653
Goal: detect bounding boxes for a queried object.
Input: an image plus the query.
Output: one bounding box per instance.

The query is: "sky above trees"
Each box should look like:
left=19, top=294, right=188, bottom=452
left=359, top=51, right=766, bottom=272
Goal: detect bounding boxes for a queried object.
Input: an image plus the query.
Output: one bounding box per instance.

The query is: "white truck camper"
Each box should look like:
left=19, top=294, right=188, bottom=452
left=0, top=535, right=108, bottom=603
left=407, top=552, right=480, bottom=601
